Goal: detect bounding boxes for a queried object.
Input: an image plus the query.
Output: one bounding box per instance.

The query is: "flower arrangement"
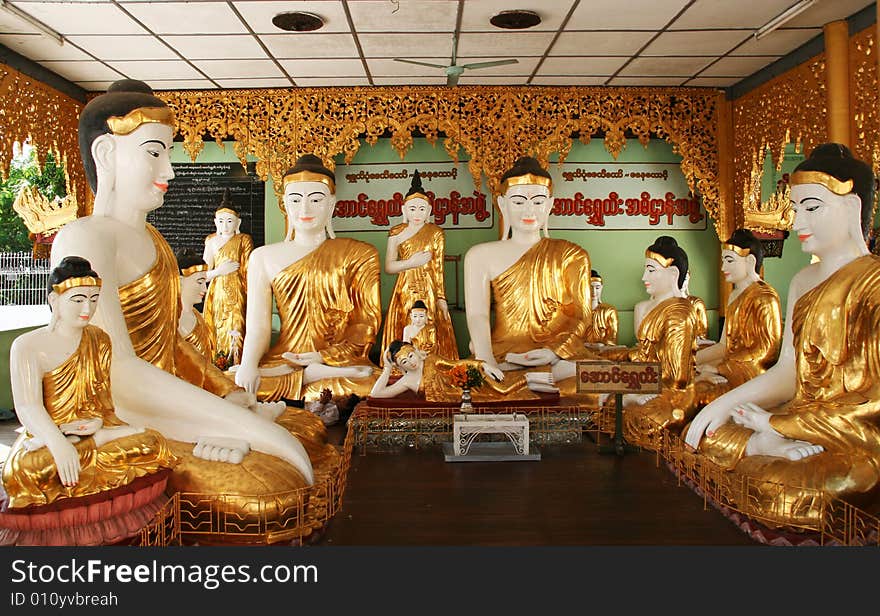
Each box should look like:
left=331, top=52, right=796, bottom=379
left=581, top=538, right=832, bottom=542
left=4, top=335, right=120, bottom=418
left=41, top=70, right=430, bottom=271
left=213, top=350, right=231, bottom=371
left=448, top=363, right=486, bottom=390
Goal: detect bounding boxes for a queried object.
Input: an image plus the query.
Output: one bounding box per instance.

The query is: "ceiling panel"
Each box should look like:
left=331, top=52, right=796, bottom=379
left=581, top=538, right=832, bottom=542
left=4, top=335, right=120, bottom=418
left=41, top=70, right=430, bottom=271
left=368, top=57, right=450, bottom=77
left=295, top=77, right=371, bottom=87
left=121, top=2, right=247, bottom=35
left=458, top=75, right=530, bottom=85
left=0, top=34, right=91, bottom=61
left=75, top=80, right=122, bottom=92
left=108, top=59, right=205, bottom=80
left=11, top=2, right=148, bottom=35
left=0, top=10, right=42, bottom=34
left=259, top=33, right=359, bottom=59
left=455, top=57, right=539, bottom=75
left=699, top=55, right=781, bottom=77
left=530, top=75, right=608, bottom=86
left=359, top=33, right=456, bottom=59
left=233, top=1, right=351, bottom=34
left=162, top=35, right=267, bottom=60
left=457, top=32, right=554, bottom=57
left=551, top=31, right=655, bottom=56
left=784, top=0, right=874, bottom=28
left=460, top=0, right=572, bottom=32
left=148, top=79, right=217, bottom=90
left=215, top=77, right=292, bottom=89
left=371, top=76, right=448, bottom=86
left=40, top=60, right=125, bottom=82
left=619, top=56, right=714, bottom=77
left=567, top=0, right=691, bottom=30
left=347, top=1, right=458, bottom=33
left=732, top=27, right=822, bottom=55
left=192, top=59, right=283, bottom=79
left=609, top=76, right=688, bottom=86
left=279, top=58, right=366, bottom=78
left=686, top=76, right=742, bottom=87
left=671, top=0, right=798, bottom=29
left=67, top=35, right=179, bottom=61
left=538, top=56, right=629, bottom=76
left=643, top=30, right=750, bottom=56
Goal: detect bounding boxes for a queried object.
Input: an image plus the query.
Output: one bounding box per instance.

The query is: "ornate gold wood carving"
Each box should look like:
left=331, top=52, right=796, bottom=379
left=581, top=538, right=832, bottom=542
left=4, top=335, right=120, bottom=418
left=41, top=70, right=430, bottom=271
left=850, top=27, right=879, bottom=222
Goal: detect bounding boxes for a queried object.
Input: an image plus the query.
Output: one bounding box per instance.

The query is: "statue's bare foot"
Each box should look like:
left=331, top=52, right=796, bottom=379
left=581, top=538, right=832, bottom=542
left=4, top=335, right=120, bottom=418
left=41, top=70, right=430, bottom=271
left=745, top=430, right=824, bottom=461
left=93, top=425, right=145, bottom=447
left=193, top=437, right=250, bottom=464
left=525, top=372, right=559, bottom=394
left=252, top=401, right=286, bottom=421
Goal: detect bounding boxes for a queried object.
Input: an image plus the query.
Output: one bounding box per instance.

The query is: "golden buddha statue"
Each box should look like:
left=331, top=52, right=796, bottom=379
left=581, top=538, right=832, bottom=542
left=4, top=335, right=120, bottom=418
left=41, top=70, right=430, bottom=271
left=2, top=257, right=176, bottom=510
left=381, top=170, right=458, bottom=361
left=235, top=154, right=380, bottom=402
left=600, top=237, right=698, bottom=446
left=686, top=144, right=880, bottom=526
left=175, top=248, right=213, bottom=360
left=203, top=190, right=253, bottom=366
left=694, top=229, right=781, bottom=403
left=463, top=156, right=595, bottom=397
left=586, top=269, right=619, bottom=346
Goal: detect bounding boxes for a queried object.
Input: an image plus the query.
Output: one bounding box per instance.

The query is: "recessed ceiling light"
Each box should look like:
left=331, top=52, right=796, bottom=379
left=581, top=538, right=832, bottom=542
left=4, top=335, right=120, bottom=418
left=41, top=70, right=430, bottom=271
left=490, top=10, right=541, bottom=30
left=272, top=11, right=324, bottom=32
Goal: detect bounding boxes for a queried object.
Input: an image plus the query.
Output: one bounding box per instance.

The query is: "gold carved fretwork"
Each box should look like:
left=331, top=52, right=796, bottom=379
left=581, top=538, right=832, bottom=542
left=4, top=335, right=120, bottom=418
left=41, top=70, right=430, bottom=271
left=850, top=26, right=879, bottom=222
left=0, top=63, right=88, bottom=216
left=155, top=86, right=726, bottom=235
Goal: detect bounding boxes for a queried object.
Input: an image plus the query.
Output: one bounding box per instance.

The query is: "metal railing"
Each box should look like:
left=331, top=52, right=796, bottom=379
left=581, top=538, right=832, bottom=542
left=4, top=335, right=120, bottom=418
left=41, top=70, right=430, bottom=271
left=0, top=252, right=50, bottom=306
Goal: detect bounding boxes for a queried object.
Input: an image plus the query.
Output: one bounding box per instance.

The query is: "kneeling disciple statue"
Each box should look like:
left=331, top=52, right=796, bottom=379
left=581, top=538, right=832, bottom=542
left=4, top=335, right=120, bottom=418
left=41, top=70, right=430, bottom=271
left=585, top=269, right=619, bottom=347
left=685, top=144, right=880, bottom=526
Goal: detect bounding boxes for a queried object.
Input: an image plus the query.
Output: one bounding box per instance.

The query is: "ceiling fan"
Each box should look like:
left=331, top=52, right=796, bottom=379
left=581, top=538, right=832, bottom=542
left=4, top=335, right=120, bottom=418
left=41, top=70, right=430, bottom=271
left=393, top=33, right=518, bottom=86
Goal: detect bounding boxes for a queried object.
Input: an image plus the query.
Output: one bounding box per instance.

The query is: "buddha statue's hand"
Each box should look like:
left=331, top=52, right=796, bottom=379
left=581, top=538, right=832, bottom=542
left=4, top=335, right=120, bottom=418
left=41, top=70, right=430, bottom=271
left=622, top=392, right=659, bottom=406
left=480, top=360, right=505, bottom=382
left=47, top=434, right=81, bottom=487
left=406, top=250, right=432, bottom=269
left=234, top=362, right=261, bottom=394
left=437, top=298, right=449, bottom=315
left=214, top=261, right=239, bottom=277
left=684, top=399, right=736, bottom=449
left=282, top=351, right=324, bottom=366
left=225, top=389, right=257, bottom=408
left=59, top=417, right=103, bottom=436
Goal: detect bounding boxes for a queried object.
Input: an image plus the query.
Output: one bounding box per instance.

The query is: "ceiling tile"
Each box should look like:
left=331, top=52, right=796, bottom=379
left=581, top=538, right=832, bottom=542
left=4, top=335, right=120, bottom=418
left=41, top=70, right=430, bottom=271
left=686, top=76, right=742, bottom=87
left=66, top=35, right=178, bottom=61
left=216, top=78, right=292, bottom=89
left=460, top=0, right=571, bottom=32
left=530, top=75, right=608, bottom=86
left=192, top=59, right=283, bottom=79
left=0, top=34, right=90, bottom=61
left=108, top=60, right=205, bottom=80
left=784, top=0, right=875, bottom=28
left=699, top=55, right=779, bottom=77
left=259, top=33, right=358, bottom=58
left=372, top=76, right=448, bottom=86
left=538, top=56, right=629, bottom=76
left=732, top=27, right=821, bottom=55
left=148, top=79, right=217, bottom=91
left=457, top=75, right=529, bottom=85
left=122, top=2, right=247, bottom=35
left=0, top=10, right=42, bottom=35
left=359, top=33, right=456, bottom=59
left=609, top=76, right=689, bottom=86
left=39, top=60, right=125, bottom=82
left=567, top=0, right=690, bottom=30
left=551, top=31, right=655, bottom=56
left=619, top=56, right=714, bottom=77
left=671, top=0, right=798, bottom=29
left=295, top=77, right=371, bottom=87
left=368, top=57, right=449, bottom=76
left=454, top=57, right=538, bottom=75
left=279, top=58, right=365, bottom=78
left=162, top=35, right=267, bottom=60
left=457, top=32, right=554, bottom=57
left=347, top=1, right=458, bottom=33
left=642, top=30, right=750, bottom=56
left=12, top=3, right=148, bottom=35
left=233, top=1, right=351, bottom=34
left=74, top=80, right=119, bottom=92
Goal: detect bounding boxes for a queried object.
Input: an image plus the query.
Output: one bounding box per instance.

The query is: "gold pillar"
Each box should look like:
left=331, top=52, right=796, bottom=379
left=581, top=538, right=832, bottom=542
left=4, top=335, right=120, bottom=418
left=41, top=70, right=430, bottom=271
left=716, top=97, right=735, bottom=319
left=823, top=20, right=852, bottom=146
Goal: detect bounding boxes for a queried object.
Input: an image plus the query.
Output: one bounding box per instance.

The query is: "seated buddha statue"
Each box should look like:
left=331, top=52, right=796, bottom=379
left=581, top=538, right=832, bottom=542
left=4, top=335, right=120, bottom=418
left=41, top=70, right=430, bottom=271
left=175, top=248, right=213, bottom=361
left=50, top=79, right=319, bottom=494
left=463, top=156, right=595, bottom=397
left=2, top=257, right=176, bottom=511
left=203, top=190, right=253, bottom=365
left=694, top=229, right=781, bottom=404
left=585, top=269, right=619, bottom=347
left=235, top=154, right=380, bottom=402
left=600, top=237, right=699, bottom=446
left=682, top=271, right=711, bottom=346
left=381, top=170, right=458, bottom=361
left=685, top=144, right=880, bottom=526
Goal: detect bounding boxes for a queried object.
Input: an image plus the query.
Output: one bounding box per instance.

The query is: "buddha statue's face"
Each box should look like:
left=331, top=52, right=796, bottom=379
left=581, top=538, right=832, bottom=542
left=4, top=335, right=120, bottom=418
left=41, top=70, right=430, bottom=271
left=180, top=272, right=207, bottom=308
left=51, top=285, right=100, bottom=329
left=642, top=258, right=679, bottom=298
left=791, top=183, right=859, bottom=256
left=721, top=249, right=751, bottom=285
left=214, top=212, right=240, bottom=237
left=103, top=122, right=175, bottom=213
left=590, top=280, right=603, bottom=302
left=403, top=197, right=430, bottom=226
left=284, top=180, right=335, bottom=234
left=394, top=347, right=424, bottom=372
left=409, top=308, right=427, bottom=327
left=499, top=184, right=551, bottom=234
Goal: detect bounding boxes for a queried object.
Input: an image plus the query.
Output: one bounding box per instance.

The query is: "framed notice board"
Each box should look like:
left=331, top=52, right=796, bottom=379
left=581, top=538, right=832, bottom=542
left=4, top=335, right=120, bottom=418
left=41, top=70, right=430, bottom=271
left=147, top=162, right=266, bottom=255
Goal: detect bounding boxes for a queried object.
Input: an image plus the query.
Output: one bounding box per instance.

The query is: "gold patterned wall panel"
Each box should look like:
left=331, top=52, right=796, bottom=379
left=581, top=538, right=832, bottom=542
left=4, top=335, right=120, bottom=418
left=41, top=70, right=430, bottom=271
left=154, top=86, right=726, bottom=235
left=0, top=63, right=87, bottom=216
left=850, top=26, right=879, bottom=186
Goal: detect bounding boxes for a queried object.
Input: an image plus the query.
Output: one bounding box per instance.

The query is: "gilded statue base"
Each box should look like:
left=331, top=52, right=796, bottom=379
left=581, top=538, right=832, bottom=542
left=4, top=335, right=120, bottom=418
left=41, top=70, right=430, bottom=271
left=0, top=469, right=173, bottom=546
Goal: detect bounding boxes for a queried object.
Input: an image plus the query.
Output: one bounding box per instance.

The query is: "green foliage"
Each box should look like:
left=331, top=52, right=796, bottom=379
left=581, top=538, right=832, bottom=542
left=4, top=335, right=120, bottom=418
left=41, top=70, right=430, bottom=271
left=0, top=148, right=68, bottom=253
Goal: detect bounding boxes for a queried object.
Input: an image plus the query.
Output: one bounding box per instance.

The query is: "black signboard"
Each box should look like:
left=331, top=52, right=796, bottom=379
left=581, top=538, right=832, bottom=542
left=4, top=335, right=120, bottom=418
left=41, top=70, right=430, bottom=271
left=147, top=161, right=266, bottom=255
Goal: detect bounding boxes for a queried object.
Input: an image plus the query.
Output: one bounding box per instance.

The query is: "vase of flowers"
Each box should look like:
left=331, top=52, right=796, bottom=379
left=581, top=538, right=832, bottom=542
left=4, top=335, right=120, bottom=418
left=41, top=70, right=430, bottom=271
left=448, top=363, right=485, bottom=413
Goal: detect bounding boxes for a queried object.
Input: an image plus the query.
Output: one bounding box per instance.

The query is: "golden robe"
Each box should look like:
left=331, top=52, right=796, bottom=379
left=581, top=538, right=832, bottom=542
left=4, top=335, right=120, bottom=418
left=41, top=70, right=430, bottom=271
left=381, top=223, right=458, bottom=361
left=203, top=233, right=252, bottom=358
left=603, top=298, right=697, bottom=445
left=587, top=303, right=619, bottom=346
left=688, top=295, right=709, bottom=340
left=696, top=280, right=781, bottom=404
left=183, top=309, right=213, bottom=361
left=421, top=356, right=546, bottom=402
left=256, top=238, right=382, bottom=401
left=118, top=225, right=237, bottom=398
left=2, top=326, right=177, bottom=509
left=698, top=255, right=880, bottom=526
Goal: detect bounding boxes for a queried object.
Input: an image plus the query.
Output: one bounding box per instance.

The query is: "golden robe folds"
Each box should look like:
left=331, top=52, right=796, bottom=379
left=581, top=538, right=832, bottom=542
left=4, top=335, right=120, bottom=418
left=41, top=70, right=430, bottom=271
left=203, top=233, right=253, bottom=357
left=698, top=255, right=880, bottom=526
left=2, top=326, right=177, bottom=509
left=588, top=303, right=619, bottom=346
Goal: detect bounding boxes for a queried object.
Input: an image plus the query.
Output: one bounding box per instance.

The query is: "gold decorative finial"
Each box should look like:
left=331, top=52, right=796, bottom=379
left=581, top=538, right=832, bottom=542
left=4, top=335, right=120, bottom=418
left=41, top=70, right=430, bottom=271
left=12, top=184, right=78, bottom=236
left=743, top=183, right=794, bottom=232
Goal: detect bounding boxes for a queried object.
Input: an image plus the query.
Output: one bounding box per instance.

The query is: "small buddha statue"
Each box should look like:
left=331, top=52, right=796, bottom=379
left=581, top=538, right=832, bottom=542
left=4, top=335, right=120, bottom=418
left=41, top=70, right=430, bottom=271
left=2, top=256, right=177, bottom=511
left=585, top=269, right=619, bottom=346
left=235, top=154, right=380, bottom=402
left=381, top=170, right=458, bottom=361
left=682, top=271, right=711, bottom=345
left=600, top=236, right=698, bottom=446
left=686, top=144, right=880, bottom=526
left=694, top=229, right=781, bottom=403
left=402, top=300, right=430, bottom=346
left=175, top=248, right=213, bottom=361
left=463, top=156, right=594, bottom=397
left=203, top=190, right=253, bottom=366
